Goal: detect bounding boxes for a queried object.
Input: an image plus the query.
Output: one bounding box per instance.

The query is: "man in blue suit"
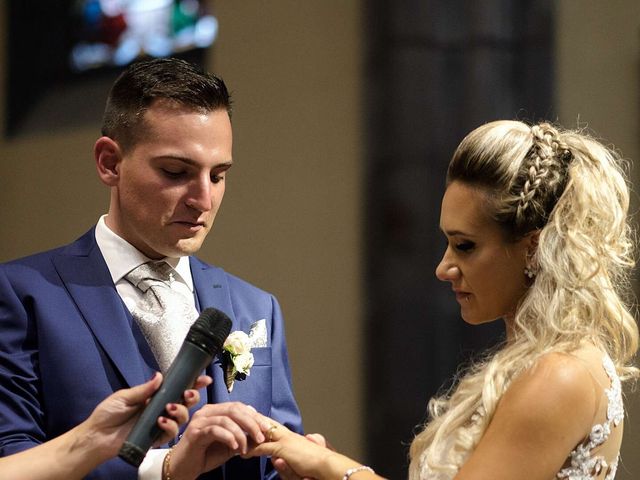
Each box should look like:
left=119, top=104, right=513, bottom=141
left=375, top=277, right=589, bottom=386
left=0, top=58, right=302, bottom=479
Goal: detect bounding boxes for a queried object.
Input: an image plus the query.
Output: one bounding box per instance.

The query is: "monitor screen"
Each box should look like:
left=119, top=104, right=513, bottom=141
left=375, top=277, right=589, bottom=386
left=6, top=0, right=218, bottom=137
left=69, top=0, right=217, bottom=72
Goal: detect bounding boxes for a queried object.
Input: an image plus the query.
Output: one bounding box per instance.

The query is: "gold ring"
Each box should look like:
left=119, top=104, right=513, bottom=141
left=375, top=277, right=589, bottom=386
left=266, top=424, right=278, bottom=442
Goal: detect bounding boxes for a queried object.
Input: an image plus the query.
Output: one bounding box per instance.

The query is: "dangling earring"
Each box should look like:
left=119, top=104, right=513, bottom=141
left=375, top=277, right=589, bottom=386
left=524, top=233, right=540, bottom=280
left=524, top=265, right=536, bottom=279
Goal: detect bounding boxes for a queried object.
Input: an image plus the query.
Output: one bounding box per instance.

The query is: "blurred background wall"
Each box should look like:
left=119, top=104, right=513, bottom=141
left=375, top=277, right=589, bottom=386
left=0, top=1, right=639, bottom=479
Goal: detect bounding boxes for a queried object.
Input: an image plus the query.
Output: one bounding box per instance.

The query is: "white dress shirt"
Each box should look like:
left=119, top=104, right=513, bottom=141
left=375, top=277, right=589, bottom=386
left=95, top=215, right=194, bottom=480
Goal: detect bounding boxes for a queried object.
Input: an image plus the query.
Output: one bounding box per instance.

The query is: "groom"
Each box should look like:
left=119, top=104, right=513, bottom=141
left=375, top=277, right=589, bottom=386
left=0, top=58, right=302, bottom=479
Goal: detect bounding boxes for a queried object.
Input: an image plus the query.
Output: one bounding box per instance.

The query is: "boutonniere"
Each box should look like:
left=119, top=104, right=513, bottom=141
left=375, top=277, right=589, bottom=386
left=222, top=331, right=255, bottom=392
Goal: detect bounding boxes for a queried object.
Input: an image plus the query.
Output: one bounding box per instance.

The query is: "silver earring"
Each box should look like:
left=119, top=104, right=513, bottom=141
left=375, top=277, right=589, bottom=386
left=524, top=266, right=536, bottom=279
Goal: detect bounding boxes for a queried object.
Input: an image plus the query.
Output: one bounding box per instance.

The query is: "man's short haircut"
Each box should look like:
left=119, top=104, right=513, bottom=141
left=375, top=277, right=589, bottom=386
left=101, top=57, right=232, bottom=151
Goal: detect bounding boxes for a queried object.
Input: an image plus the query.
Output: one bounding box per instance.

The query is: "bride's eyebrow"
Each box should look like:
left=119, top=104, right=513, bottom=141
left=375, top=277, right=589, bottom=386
left=440, top=227, right=477, bottom=238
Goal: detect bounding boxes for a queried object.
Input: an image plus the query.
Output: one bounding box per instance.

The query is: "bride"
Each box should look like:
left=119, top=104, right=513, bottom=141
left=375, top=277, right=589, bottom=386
left=247, top=120, right=639, bottom=480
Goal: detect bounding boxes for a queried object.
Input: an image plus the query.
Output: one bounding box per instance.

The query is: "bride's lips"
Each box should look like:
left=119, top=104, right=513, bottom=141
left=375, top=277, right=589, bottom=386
left=453, top=289, right=471, bottom=302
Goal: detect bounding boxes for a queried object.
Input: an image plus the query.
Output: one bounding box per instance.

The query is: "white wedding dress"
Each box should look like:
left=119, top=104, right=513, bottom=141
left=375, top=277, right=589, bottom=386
left=418, top=354, right=624, bottom=480
left=555, top=355, right=623, bottom=480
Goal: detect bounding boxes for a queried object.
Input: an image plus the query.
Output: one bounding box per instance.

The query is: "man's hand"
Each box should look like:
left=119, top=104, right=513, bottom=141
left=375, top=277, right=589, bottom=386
left=167, top=402, right=269, bottom=480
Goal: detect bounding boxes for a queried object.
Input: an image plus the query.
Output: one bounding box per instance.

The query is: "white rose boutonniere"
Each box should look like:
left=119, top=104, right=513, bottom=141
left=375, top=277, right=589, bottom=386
left=222, top=330, right=255, bottom=392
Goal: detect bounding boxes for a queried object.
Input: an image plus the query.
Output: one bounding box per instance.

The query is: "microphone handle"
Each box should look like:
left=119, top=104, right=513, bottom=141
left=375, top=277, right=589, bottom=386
left=118, top=342, right=213, bottom=467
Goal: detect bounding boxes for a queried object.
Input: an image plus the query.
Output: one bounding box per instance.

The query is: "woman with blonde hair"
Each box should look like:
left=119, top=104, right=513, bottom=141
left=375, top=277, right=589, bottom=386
left=246, top=120, right=639, bottom=480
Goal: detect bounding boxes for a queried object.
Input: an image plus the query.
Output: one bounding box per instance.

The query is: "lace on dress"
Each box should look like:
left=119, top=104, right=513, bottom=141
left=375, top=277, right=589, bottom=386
left=556, top=355, right=624, bottom=480
left=417, top=354, right=624, bottom=480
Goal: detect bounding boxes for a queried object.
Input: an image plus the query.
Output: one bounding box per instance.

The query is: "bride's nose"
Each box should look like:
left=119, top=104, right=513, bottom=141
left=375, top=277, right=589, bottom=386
left=436, top=250, right=460, bottom=282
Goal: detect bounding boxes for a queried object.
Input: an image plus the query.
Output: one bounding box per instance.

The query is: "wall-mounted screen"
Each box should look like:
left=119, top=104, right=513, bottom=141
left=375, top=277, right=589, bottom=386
left=6, top=0, right=218, bottom=137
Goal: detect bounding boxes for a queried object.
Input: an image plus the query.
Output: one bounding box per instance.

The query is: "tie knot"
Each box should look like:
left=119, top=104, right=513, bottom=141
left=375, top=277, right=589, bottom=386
left=125, top=261, right=175, bottom=292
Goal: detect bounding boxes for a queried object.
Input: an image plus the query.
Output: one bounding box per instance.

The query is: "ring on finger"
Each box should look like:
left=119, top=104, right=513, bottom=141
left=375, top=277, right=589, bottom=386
left=266, top=424, right=278, bottom=442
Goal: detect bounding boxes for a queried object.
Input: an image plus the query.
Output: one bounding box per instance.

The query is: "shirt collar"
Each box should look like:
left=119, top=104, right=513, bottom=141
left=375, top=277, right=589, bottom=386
left=94, top=215, right=194, bottom=291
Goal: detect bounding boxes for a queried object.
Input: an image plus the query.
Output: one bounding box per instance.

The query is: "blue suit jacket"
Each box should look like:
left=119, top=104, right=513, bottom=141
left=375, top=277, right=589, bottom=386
left=0, top=229, right=302, bottom=479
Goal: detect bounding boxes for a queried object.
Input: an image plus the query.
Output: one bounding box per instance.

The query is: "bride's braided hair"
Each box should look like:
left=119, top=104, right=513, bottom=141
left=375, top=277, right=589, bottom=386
left=510, top=123, right=572, bottom=233
left=444, top=121, right=573, bottom=239
left=409, top=120, right=638, bottom=479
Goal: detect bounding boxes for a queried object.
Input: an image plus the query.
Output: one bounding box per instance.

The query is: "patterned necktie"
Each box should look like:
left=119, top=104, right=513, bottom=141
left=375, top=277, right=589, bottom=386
left=124, top=261, right=199, bottom=373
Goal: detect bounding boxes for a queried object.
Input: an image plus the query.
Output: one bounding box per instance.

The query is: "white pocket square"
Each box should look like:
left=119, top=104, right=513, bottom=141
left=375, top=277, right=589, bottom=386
left=248, top=319, right=267, bottom=348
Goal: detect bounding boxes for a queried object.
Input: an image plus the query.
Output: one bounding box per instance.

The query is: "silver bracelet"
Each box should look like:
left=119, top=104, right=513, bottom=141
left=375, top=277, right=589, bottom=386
left=343, top=465, right=375, bottom=480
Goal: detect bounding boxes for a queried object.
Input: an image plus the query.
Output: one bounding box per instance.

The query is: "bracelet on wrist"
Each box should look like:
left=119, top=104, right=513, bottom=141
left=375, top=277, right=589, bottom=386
left=162, top=446, right=175, bottom=480
left=343, top=465, right=375, bottom=480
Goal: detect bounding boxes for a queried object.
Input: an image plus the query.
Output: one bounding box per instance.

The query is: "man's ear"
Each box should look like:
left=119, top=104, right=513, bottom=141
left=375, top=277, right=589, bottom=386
left=95, top=136, right=122, bottom=186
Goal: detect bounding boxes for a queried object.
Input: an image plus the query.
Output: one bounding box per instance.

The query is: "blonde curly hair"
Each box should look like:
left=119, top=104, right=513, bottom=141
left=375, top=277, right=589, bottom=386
left=408, top=120, right=639, bottom=478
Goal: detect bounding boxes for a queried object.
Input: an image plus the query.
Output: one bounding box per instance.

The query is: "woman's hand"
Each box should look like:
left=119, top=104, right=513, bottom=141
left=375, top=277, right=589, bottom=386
left=81, top=372, right=212, bottom=460
left=247, top=419, right=371, bottom=480
left=270, top=433, right=332, bottom=480
left=154, top=374, right=212, bottom=445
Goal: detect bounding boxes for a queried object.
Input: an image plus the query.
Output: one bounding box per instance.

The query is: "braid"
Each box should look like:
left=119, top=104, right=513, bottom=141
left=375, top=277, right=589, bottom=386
left=445, top=120, right=573, bottom=237
left=508, top=123, right=572, bottom=234
left=517, top=154, right=549, bottom=223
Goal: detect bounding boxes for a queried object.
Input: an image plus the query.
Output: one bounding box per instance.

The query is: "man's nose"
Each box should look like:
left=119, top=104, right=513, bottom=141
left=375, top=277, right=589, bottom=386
left=185, top=177, right=213, bottom=212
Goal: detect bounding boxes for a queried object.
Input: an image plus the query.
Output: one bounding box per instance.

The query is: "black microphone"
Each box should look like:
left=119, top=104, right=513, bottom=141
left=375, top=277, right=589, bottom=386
left=118, top=307, right=232, bottom=467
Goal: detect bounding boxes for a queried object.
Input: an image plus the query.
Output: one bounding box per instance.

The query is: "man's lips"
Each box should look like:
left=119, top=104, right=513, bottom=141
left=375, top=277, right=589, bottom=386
left=172, top=220, right=207, bottom=229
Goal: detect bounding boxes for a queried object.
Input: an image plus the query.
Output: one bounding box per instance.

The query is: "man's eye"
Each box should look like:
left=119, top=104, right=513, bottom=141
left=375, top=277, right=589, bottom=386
left=161, top=169, right=184, bottom=178
left=211, top=174, right=224, bottom=184
left=456, top=242, right=475, bottom=252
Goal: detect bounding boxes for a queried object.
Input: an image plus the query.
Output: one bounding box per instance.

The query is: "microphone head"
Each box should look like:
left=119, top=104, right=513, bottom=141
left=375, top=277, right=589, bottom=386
left=186, top=307, right=232, bottom=354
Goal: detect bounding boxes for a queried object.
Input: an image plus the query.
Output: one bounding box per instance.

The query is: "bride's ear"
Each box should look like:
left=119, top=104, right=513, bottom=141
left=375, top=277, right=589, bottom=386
left=525, top=230, right=540, bottom=256
left=523, top=230, right=540, bottom=279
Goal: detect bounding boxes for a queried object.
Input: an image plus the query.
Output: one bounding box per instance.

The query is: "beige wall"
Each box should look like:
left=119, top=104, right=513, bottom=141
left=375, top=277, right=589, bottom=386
left=0, top=0, right=365, bottom=461
left=556, top=2, right=640, bottom=478
left=209, top=1, right=364, bottom=458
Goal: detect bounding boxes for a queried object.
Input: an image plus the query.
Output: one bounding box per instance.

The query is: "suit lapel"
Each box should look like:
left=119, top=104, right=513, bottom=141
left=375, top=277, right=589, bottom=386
left=52, top=230, right=149, bottom=389
left=190, top=257, right=234, bottom=403
left=190, top=257, right=235, bottom=319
